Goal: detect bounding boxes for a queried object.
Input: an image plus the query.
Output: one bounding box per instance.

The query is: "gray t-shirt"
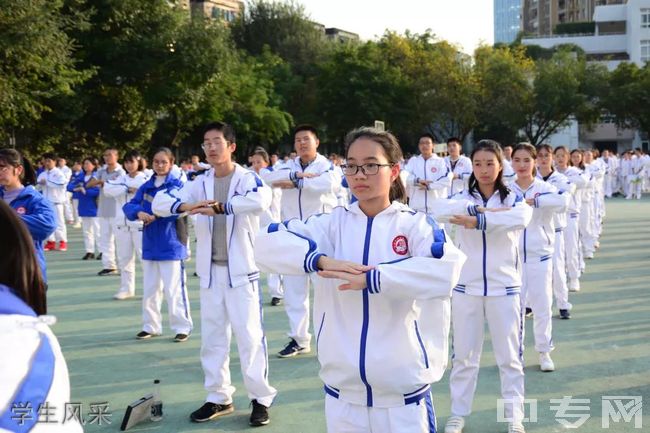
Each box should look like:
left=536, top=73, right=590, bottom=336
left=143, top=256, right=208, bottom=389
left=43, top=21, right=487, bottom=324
left=212, top=170, right=234, bottom=265
left=2, top=187, right=23, bottom=205
left=97, top=165, right=125, bottom=218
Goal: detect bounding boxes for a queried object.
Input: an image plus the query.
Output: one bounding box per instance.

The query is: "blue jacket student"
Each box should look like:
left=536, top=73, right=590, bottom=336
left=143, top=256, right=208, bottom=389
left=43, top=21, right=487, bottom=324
left=67, top=171, right=100, bottom=217
left=123, top=174, right=187, bottom=261
left=0, top=186, right=57, bottom=281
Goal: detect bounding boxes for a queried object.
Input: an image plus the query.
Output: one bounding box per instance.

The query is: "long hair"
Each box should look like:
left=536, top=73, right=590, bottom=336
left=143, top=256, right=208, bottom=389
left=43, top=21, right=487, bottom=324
left=124, top=150, right=145, bottom=172
left=468, top=139, right=510, bottom=203
left=344, top=127, right=407, bottom=203
left=513, top=142, right=538, bottom=177
left=0, top=200, right=47, bottom=314
left=569, top=149, right=585, bottom=170
left=0, top=149, right=37, bottom=186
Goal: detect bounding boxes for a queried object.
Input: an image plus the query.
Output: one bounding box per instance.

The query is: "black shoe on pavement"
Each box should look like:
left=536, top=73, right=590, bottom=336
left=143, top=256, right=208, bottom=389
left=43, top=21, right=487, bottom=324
left=277, top=338, right=310, bottom=358
left=249, top=400, right=270, bottom=427
left=136, top=331, right=155, bottom=340
left=525, top=307, right=533, bottom=318
left=270, top=297, right=282, bottom=306
left=559, top=309, right=571, bottom=320
left=96, top=252, right=102, bottom=260
left=82, top=252, right=95, bottom=260
left=190, top=402, right=234, bottom=423
left=97, top=268, right=118, bottom=276
left=173, top=333, right=189, bottom=342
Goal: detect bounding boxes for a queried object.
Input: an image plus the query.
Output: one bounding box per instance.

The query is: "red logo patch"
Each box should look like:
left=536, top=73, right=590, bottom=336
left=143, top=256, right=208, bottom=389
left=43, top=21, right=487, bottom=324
left=15, top=206, right=26, bottom=215
left=430, top=166, right=437, bottom=173
left=392, top=235, right=409, bottom=255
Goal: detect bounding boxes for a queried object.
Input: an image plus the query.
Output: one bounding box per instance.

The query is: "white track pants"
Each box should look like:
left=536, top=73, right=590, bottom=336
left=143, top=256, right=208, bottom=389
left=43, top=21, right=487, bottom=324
left=626, top=176, right=642, bottom=199
left=282, top=274, right=311, bottom=348
left=72, top=198, right=81, bottom=224
left=200, top=264, right=277, bottom=407
left=115, top=225, right=142, bottom=296
left=552, top=230, right=572, bottom=311
left=579, top=202, right=595, bottom=255
left=521, top=260, right=554, bottom=353
left=267, top=273, right=284, bottom=299
left=325, top=393, right=437, bottom=433
left=141, top=260, right=192, bottom=335
left=81, top=217, right=100, bottom=254
left=98, top=217, right=116, bottom=269
left=449, top=293, right=524, bottom=423
left=48, top=203, right=67, bottom=243
left=63, top=192, right=73, bottom=222
left=564, top=214, right=581, bottom=280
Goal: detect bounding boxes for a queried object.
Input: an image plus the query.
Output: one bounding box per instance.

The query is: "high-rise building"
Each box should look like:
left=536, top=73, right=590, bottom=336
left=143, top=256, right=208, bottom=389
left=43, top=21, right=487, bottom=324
left=523, top=0, right=626, bottom=36
left=495, top=0, right=523, bottom=44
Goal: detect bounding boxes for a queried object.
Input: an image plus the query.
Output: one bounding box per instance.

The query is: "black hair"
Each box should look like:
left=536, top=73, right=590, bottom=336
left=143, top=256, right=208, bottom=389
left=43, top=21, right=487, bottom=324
left=0, top=149, right=37, bottom=186
left=467, top=139, right=510, bottom=203
left=124, top=150, right=145, bottom=172
left=569, top=149, right=585, bottom=170
left=446, top=137, right=461, bottom=145
left=42, top=152, right=57, bottom=161
left=418, top=133, right=436, bottom=143
left=293, top=124, right=319, bottom=139
left=512, top=142, right=538, bottom=177
left=152, top=147, right=175, bottom=164
left=252, top=147, right=270, bottom=165
left=0, top=200, right=47, bottom=315
left=203, top=121, right=236, bottom=143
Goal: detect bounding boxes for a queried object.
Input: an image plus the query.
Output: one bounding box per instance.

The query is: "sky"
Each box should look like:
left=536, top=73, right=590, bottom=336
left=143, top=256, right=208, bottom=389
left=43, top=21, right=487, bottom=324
left=296, top=0, right=495, bottom=54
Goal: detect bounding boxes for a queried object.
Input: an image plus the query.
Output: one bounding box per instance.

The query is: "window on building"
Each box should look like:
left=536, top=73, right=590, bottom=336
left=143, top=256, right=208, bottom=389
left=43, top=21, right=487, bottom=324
left=642, top=40, right=650, bottom=63
left=642, top=9, right=650, bottom=28
left=211, top=6, right=220, bottom=19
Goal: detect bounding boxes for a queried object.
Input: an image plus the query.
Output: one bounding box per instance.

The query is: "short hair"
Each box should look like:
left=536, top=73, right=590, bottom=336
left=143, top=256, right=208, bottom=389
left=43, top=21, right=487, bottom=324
left=123, top=150, right=145, bottom=172
left=203, top=121, right=236, bottom=143
left=446, top=137, right=461, bottom=145
left=418, top=133, right=436, bottom=143
left=252, top=148, right=270, bottom=165
left=42, top=152, right=57, bottom=161
left=293, top=124, right=319, bottom=139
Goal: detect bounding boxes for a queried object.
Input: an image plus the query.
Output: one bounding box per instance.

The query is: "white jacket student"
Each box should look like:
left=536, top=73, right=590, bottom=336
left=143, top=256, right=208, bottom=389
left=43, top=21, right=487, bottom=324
left=255, top=202, right=466, bottom=408
left=404, top=155, right=452, bottom=214
left=37, top=167, right=68, bottom=204
left=152, top=164, right=272, bottom=289
left=261, top=153, right=341, bottom=220
left=104, top=172, right=150, bottom=229
left=433, top=190, right=533, bottom=296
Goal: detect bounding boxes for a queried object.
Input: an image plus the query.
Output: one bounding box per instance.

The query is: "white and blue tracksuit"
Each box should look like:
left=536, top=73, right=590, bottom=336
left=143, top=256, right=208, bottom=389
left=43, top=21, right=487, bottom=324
left=255, top=202, right=466, bottom=433
left=511, top=179, right=569, bottom=354
left=152, top=164, right=277, bottom=408
left=261, top=153, right=342, bottom=349
left=37, top=168, right=68, bottom=243
left=123, top=174, right=192, bottom=336
left=0, top=285, right=83, bottom=433
left=0, top=186, right=57, bottom=282
left=67, top=171, right=101, bottom=254
left=444, top=156, right=472, bottom=196
left=433, top=190, right=532, bottom=424
left=556, top=166, right=589, bottom=282
left=404, top=155, right=452, bottom=215
left=258, top=166, right=284, bottom=300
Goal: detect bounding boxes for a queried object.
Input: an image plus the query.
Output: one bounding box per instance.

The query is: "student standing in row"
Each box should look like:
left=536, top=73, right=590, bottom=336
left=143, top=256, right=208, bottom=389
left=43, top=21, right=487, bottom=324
left=153, top=122, right=276, bottom=427
left=256, top=127, right=466, bottom=433
left=68, top=157, right=101, bottom=260
left=434, top=140, right=532, bottom=433
left=444, top=137, right=472, bottom=196
left=123, top=148, right=192, bottom=342
left=38, top=153, right=69, bottom=252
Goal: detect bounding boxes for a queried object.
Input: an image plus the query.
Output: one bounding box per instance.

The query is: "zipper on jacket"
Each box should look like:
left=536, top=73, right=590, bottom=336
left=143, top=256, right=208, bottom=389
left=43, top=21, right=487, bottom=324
left=423, top=159, right=428, bottom=214
left=482, top=198, right=488, bottom=296
left=360, top=216, right=374, bottom=407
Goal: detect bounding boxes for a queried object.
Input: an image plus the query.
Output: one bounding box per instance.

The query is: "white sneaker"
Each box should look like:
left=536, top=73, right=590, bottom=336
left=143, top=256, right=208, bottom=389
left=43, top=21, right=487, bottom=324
left=569, top=278, right=580, bottom=292
left=113, top=291, right=135, bottom=300
left=444, top=415, right=465, bottom=433
left=508, top=422, right=526, bottom=433
left=539, top=352, right=555, bottom=372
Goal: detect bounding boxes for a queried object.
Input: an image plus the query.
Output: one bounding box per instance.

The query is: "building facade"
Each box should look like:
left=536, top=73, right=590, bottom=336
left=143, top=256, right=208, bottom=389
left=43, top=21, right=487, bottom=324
left=495, top=0, right=523, bottom=44
left=191, top=0, right=244, bottom=22
left=522, top=0, right=626, bottom=36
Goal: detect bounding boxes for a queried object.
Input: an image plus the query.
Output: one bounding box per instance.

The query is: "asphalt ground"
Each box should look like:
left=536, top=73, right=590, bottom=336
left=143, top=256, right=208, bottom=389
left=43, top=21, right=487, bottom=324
left=43, top=195, right=649, bottom=432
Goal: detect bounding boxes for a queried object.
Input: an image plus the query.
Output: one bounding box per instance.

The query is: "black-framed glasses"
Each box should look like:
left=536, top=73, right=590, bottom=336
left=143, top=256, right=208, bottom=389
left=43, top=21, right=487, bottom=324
left=340, top=163, right=393, bottom=176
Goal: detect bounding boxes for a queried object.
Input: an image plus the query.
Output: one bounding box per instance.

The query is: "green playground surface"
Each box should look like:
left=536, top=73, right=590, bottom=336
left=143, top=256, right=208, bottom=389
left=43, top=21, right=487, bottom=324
left=43, top=196, right=649, bottom=433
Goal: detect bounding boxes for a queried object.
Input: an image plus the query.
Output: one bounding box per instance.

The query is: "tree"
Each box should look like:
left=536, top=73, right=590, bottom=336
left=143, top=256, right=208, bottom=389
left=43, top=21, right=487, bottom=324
left=0, top=0, right=89, bottom=148
left=603, top=62, right=650, bottom=135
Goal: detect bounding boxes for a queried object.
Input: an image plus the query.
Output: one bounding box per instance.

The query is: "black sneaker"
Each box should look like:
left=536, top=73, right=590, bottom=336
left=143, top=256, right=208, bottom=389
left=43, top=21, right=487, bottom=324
left=173, top=333, right=189, bottom=342
left=277, top=339, right=310, bottom=358
left=190, top=402, right=234, bottom=423
left=136, top=331, right=155, bottom=340
left=270, top=297, right=282, bottom=306
left=249, top=399, right=270, bottom=427
left=525, top=307, right=533, bottom=318
left=96, top=252, right=102, bottom=260
left=82, top=252, right=95, bottom=260
left=559, top=309, right=571, bottom=320
left=97, top=268, right=118, bottom=276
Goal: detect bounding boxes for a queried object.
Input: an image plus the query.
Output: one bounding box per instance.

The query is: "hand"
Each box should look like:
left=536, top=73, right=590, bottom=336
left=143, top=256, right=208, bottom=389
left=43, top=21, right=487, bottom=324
left=449, top=215, right=478, bottom=229
left=179, top=200, right=215, bottom=213
left=525, top=198, right=535, bottom=206
left=296, top=172, right=317, bottom=179
left=272, top=180, right=296, bottom=189
left=190, top=206, right=217, bottom=216
left=317, top=256, right=373, bottom=274
left=137, top=211, right=156, bottom=225
left=453, top=173, right=460, bottom=180
left=317, top=270, right=368, bottom=291
left=128, top=187, right=137, bottom=194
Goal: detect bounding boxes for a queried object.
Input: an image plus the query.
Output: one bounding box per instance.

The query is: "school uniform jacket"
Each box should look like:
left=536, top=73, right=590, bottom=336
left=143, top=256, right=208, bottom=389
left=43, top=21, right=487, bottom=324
left=66, top=172, right=100, bottom=217
left=0, top=186, right=56, bottom=282
left=404, top=155, right=452, bottom=214
left=556, top=166, right=589, bottom=215
left=444, top=155, right=472, bottom=196
left=36, top=168, right=68, bottom=204
left=152, top=164, right=272, bottom=289
left=261, top=153, right=341, bottom=220
left=511, top=179, right=569, bottom=263
left=537, top=170, right=576, bottom=232
left=433, top=190, right=533, bottom=296
left=255, top=202, right=466, bottom=408
left=104, top=172, right=149, bottom=229
left=123, top=174, right=186, bottom=261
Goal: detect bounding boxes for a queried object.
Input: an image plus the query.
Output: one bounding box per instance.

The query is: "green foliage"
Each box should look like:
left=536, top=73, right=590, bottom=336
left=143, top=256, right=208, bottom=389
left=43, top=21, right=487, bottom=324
left=603, top=63, right=650, bottom=134
left=554, top=21, right=595, bottom=35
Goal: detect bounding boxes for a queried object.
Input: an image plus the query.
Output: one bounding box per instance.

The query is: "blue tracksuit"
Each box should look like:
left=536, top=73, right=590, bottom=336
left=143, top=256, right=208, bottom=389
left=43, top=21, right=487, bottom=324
left=123, top=174, right=187, bottom=261
left=67, top=172, right=100, bottom=217
left=0, top=186, right=57, bottom=282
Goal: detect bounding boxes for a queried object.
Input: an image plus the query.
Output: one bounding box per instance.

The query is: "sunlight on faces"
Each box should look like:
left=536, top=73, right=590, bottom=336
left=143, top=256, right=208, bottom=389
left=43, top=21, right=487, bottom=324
left=345, top=138, right=399, bottom=204
left=418, top=137, right=434, bottom=158
left=537, top=148, right=553, bottom=170
left=447, top=141, right=461, bottom=158
left=152, top=152, right=172, bottom=176
left=472, top=150, right=501, bottom=188
left=512, top=148, right=535, bottom=180
left=294, top=130, right=319, bottom=162
left=0, top=162, right=21, bottom=187
left=251, top=154, right=268, bottom=174
left=554, top=148, right=569, bottom=168
left=570, top=150, right=583, bottom=167
left=203, top=129, right=236, bottom=166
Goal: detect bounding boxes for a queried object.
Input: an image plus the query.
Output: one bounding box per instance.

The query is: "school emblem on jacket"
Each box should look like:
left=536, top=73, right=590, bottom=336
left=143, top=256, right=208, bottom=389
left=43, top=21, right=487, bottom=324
left=430, top=167, right=437, bottom=173
left=392, top=235, right=408, bottom=255
left=15, top=206, right=26, bottom=215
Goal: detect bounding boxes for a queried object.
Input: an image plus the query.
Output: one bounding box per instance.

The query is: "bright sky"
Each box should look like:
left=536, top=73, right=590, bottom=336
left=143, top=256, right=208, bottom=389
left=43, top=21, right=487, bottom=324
left=297, top=0, right=494, bottom=54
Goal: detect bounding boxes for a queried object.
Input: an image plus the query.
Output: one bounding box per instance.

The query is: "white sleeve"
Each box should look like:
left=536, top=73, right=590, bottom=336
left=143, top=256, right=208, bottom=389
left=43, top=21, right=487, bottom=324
left=151, top=179, right=201, bottom=217
left=479, top=199, right=532, bottom=233
left=103, top=175, right=128, bottom=198
left=428, top=162, right=453, bottom=191
left=224, top=173, right=272, bottom=216
left=299, top=167, right=342, bottom=194
left=431, top=197, right=476, bottom=222
left=262, top=167, right=292, bottom=184
left=534, top=190, right=570, bottom=212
